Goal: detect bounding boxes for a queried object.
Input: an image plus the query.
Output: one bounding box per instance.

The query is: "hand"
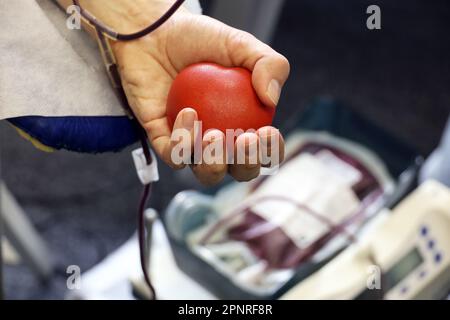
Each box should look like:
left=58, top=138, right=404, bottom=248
left=109, top=2, right=290, bottom=185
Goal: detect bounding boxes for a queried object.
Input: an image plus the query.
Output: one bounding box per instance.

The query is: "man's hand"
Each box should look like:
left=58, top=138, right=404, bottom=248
left=76, top=0, right=290, bottom=185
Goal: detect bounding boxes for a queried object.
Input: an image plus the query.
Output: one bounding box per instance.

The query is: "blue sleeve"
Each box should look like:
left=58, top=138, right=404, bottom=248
left=8, top=116, right=139, bottom=154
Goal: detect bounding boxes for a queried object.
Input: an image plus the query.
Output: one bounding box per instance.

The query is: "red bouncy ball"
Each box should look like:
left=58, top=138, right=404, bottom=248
left=166, top=63, right=275, bottom=134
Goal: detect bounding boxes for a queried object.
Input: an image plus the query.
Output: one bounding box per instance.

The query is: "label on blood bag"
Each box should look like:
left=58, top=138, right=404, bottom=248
left=315, top=150, right=362, bottom=186
left=247, top=154, right=360, bottom=249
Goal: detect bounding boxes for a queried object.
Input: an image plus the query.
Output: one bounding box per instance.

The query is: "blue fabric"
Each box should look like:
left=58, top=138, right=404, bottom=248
left=8, top=116, right=139, bottom=153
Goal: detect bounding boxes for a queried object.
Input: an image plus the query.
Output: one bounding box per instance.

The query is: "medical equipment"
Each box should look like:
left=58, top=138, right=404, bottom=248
left=164, top=100, right=422, bottom=299
left=281, top=180, right=450, bottom=300
left=178, top=132, right=392, bottom=294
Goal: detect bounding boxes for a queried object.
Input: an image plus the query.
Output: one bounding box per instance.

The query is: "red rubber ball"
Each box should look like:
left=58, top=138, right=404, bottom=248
left=167, top=62, right=275, bottom=134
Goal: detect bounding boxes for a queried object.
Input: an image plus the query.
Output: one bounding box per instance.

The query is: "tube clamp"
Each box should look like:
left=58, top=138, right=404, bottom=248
left=132, top=148, right=159, bottom=185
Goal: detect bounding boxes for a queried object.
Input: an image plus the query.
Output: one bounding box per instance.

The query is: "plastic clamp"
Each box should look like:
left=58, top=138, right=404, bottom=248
left=132, top=148, right=159, bottom=185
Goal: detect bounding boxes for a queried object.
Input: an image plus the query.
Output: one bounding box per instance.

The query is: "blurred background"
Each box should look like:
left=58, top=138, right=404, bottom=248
left=1, top=0, right=449, bottom=299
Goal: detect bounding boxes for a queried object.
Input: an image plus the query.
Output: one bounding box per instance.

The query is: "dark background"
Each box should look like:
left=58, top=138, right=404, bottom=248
left=1, top=0, right=449, bottom=299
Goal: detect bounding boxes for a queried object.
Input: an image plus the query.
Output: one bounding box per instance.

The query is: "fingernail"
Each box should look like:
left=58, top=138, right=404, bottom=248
left=182, top=109, right=196, bottom=130
left=267, top=79, right=281, bottom=106
left=244, top=134, right=258, bottom=154
left=246, top=134, right=258, bottom=146
left=204, top=130, right=223, bottom=144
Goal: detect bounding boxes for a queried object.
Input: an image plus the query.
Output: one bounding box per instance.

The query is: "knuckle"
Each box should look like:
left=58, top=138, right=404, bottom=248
left=275, top=54, right=291, bottom=76
left=227, top=30, right=257, bottom=53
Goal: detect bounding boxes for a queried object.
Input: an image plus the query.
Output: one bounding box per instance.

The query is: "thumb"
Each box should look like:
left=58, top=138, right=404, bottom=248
left=251, top=54, right=290, bottom=108
left=167, top=15, right=290, bottom=107
left=224, top=30, right=290, bottom=108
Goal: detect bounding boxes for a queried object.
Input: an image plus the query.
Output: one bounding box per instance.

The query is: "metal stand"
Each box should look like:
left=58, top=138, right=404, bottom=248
left=0, top=183, right=53, bottom=283
left=0, top=185, right=3, bottom=300
left=210, top=0, right=286, bottom=44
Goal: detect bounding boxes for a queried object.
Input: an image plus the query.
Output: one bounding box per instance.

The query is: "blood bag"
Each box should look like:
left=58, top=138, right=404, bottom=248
left=182, top=132, right=395, bottom=294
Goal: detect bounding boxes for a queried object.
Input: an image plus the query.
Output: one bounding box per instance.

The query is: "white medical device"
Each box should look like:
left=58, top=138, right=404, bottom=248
left=281, top=180, right=450, bottom=300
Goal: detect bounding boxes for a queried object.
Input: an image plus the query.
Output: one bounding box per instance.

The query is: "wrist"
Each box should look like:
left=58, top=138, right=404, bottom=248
left=76, top=0, right=189, bottom=34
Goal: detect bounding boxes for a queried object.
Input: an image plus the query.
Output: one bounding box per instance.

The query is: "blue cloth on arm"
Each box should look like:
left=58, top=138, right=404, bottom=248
left=8, top=116, right=139, bottom=153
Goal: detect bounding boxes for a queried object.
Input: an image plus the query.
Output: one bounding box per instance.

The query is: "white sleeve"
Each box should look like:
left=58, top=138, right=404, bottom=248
left=0, top=0, right=202, bottom=120
left=0, top=0, right=126, bottom=119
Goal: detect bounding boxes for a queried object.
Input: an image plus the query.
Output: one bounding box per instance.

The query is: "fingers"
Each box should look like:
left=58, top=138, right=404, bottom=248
left=148, top=109, right=285, bottom=186
left=152, top=108, right=198, bottom=170
left=252, top=54, right=290, bottom=108
left=257, top=126, right=285, bottom=168
left=190, top=130, right=228, bottom=186
left=229, top=132, right=261, bottom=182
left=191, top=128, right=285, bottom=185
left=227, top=129, right=284, bottom=182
